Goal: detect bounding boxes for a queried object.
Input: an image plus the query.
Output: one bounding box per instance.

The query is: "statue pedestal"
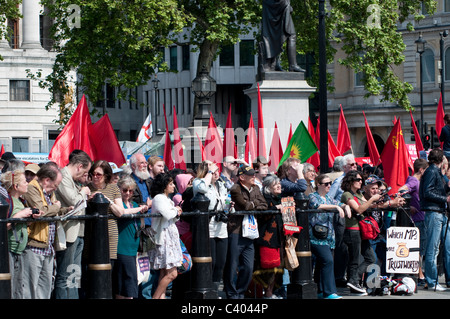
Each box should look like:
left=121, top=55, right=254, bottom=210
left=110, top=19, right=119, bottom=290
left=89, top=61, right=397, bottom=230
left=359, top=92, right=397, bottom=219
left=244, top=72, right=316, bottom=157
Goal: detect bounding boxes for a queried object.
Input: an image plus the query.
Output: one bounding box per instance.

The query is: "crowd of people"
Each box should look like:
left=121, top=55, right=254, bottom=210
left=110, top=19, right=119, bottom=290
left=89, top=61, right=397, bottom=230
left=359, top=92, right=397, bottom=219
left=1, top=144, right=450, bottom=300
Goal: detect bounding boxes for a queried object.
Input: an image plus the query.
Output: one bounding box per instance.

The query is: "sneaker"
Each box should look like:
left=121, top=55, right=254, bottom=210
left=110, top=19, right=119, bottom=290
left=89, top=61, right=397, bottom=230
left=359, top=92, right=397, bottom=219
left=324, top=293, right=343, bottom=300
left=347, top=281, right=367, bottom=294
left=431, top=284, right=447, bottom=292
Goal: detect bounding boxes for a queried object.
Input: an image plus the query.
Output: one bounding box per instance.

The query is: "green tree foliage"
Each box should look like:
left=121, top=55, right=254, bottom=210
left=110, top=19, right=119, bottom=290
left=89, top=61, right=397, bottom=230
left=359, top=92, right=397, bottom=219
left=291, top=0, right=436, bottom=110
left=0, top=0, right=22, bottom=60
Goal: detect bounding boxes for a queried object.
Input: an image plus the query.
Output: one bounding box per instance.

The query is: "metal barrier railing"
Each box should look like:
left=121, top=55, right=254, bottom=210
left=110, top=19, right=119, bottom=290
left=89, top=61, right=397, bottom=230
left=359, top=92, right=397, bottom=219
left=0, top=192, right=412, bottom=300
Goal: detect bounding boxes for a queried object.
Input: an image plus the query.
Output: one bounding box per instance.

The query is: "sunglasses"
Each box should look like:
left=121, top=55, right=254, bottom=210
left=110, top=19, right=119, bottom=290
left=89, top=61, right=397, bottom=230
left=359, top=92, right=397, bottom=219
left=121, top=189, right=134, bottom=193
left=92, top=173, right=104, bottom=177
left=348, top=163, right=357, bottom=167
left=320, top=182, right=332, bottom=186
left=354, top=178, right=363, bottom=182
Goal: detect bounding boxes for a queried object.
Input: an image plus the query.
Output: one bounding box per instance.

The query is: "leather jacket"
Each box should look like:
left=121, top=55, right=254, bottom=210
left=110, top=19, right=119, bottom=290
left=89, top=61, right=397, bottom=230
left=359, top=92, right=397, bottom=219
left=419, top=164, right=448, bottom=212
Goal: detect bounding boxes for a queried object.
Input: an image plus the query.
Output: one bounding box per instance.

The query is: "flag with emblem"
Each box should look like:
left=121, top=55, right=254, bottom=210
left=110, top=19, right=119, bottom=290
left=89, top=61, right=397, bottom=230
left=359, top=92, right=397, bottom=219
left=136, top=113, right=152, bottom=143
left=380, top=118, right=410, bottom=195
left=278, top=121, right=318, bottom=169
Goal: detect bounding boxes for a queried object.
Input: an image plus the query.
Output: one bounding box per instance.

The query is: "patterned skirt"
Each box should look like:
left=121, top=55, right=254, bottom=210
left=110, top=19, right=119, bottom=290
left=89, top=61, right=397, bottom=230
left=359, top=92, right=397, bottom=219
left=148, top=223, right=182, bottom=270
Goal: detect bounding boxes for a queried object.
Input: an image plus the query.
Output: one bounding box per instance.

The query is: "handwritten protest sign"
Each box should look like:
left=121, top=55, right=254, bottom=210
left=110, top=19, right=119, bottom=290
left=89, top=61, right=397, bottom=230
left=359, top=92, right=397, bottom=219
left=280, top=197, right=302, bottom=236
left=386, top=227, right=420, bottom=274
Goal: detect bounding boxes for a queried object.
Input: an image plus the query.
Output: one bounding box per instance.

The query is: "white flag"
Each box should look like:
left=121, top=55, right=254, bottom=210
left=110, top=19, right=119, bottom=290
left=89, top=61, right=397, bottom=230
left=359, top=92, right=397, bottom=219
left=136, top=113, right=152, bottom=143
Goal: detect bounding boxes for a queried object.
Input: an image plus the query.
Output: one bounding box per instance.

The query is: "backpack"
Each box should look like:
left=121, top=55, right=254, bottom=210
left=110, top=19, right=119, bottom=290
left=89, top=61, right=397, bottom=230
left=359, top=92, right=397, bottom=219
left=359, top=216, right=380, bottom=240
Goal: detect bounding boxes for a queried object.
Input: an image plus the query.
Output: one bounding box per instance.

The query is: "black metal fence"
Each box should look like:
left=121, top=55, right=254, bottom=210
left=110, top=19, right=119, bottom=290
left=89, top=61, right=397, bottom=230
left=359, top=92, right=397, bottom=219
left=0, top=192, right=413, bottom=299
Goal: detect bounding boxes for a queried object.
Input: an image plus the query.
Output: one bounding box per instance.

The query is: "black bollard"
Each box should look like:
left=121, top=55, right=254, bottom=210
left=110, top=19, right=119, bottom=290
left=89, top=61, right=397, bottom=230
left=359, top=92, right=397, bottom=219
left=396, top=193, right=414, bottom=227
left=287, top=193, right=317, bottom=299
left=0, top=196, right=11, bottom=299
left=87, top=193, right=112, bottom=299
left=185, top=192, right=217, bottom=299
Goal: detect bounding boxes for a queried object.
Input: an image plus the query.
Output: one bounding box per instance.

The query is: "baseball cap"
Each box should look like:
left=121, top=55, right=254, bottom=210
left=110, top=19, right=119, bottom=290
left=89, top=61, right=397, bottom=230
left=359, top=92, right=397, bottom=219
left=1, top=152, right=16, bottom=161
left=365, top=175, right=382, bottom=186
left=25, top=163, right=40, bottom=174
left=237, top=166, right=256, bottom=176
left=109, top=162, right=123, bottom=174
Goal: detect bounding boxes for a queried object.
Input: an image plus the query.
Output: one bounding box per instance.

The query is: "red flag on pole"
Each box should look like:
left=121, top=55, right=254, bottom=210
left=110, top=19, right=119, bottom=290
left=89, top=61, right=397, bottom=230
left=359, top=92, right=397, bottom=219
left=89, top=114, right=126, bottom=166
left=172, top=106, right=186, bottom=170
left=257, top=83, right=267, bottom=159
left=337, top=105, right=351, bottom=154
left=436, top=93, right=445, bottom=147
left=327, top=130, right=341, bottom=168
left=268, top=122, right=283, bottom=173
left=363, top=111, right=381, bottom=166
left=49, top=95, right=94, bottom=167
left=196, top=133, right=205, bottom=162
left=245, top=113, right=257, bottom=165
left=223, top=103, right=237, bottom=158
left=380, top=118, right=410, bottom=195
left=286, top=123, right=293, bottom=150
left=204, top=112, right=223, bottom=167
left=162, top=105, right=174, bottom=170
left=410, top=110, right=424, bottom=158
left=306, top=117, right=320, bottom=169
left=0, top=144, right=4, bottom=157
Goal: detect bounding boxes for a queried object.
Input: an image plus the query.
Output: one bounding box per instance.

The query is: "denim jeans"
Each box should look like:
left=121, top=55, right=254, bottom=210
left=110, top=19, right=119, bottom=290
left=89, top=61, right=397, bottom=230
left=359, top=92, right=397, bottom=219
left=424, top=212, right=450, bottom=287
left=311, top=243, right=337, bottom=297
left=54, top=237, right=84, bottom=299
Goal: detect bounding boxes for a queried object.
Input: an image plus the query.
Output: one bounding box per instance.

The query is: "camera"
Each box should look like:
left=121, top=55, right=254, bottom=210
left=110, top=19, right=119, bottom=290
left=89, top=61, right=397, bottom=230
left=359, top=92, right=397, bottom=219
left=215, top=212, right=228, bottom=223
left=31, top=208, right=40, bottom=215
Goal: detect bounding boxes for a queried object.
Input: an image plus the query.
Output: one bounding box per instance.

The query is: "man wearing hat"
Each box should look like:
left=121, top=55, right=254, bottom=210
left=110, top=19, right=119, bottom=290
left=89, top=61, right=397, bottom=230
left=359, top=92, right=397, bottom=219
left=224, top=166, right=268, bottom=299
left=25, top=163, right=40, bottom=182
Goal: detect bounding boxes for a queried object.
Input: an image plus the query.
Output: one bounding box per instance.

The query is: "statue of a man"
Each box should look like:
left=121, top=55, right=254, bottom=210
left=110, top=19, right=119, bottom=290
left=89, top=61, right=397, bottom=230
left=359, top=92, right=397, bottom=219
left=261, top=0, right=304, bottom=72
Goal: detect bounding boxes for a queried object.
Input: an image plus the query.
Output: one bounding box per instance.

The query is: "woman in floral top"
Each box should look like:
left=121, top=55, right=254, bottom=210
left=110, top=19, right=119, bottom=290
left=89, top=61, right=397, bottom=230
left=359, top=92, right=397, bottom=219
left=308, top=174, right=351, bottom=300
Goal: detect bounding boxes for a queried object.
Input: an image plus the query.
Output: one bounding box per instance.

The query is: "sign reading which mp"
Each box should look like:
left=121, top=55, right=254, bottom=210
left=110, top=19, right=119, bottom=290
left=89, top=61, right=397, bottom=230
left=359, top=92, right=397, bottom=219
left=386, top=227, right=420, bottom=274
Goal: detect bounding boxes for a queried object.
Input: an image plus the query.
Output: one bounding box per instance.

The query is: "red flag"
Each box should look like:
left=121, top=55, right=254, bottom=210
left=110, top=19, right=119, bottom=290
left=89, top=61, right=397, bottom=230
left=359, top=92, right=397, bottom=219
left=306, top=117, right=320, bottom=169
left=315, top=117, right=320, bottom=148
left=245, top=113, right=257, bottom=165
left=286, top=123, right=293, bottom=150
left=162, top=105, right=174, bottom=170
left=49, top=95, right=94, bottom=167
left=223, top=103, right=237, bottom=158
left=172, top=105, right=186, bottom=170
left=0, top=144, right=4, bottom=157
left=380, top=118, right=410, bottom=195
left=196, top=133, right=205, bottom=162
left=337, top=105, right=351, bottom=154
left=268, top=122, right=283, bottom=173
left=363, top=112, right=381, bottom=166
left=436, top=93, right=445, bottom=147
left=410, top=110, right=424, bottom=158
left=89, top=114, right=126, bottom=166
left=257, top=83, right=267, bottom=158
left=327, top=130, right=341, bottom=168
left=204, top=112, right=223, bottom=167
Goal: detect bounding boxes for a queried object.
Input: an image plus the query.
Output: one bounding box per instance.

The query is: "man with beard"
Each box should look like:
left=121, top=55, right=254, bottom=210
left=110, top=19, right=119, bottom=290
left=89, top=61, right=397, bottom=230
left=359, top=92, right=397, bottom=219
left=130, top=153, right=153, bottom=207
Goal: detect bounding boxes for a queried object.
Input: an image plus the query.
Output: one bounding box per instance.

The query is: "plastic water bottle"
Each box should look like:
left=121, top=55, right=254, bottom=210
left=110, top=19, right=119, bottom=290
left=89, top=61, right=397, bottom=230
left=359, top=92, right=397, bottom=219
left=224, top=194, right=232, bottom=213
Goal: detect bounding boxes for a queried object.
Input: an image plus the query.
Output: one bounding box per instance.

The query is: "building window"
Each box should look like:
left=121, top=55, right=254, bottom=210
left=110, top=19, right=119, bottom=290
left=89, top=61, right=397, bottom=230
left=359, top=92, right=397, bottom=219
left=446, top=0, right=450, bottom=12
left=422, top=48, right=435, bottom=83
left=12, top=137, right=29, bottom=152
left=239, top=40, right=254, bottom=66
left=158, top=47, right=166, bottom=70
left=7, top=19, right=19, bottom=49
left=170, top=46, right=178, bottom=72
left=220, top=44, right=235, bottom=66
left=106, top=84, right=115, bottom=108
left=10, top=80, right=30, bottom=101
left=182, top=45, right=190, bottom=70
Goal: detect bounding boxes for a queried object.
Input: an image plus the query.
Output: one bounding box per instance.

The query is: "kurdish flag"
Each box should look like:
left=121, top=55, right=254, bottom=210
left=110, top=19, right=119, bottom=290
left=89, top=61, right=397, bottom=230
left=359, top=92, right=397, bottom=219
left=278, top=121, right=318, bottom=169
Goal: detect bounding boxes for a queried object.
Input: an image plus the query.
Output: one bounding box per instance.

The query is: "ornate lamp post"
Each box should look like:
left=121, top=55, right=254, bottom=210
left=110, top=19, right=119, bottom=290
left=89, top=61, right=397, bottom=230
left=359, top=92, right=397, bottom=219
left=415, top=32, right=427, bottom=137
left=152, top=75, right=160, bottom=134
left=191, top=65, right=216, bottom=126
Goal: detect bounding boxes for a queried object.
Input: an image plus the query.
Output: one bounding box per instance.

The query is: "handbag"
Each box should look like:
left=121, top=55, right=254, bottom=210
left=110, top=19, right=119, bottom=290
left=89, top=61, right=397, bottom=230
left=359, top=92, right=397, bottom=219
left=55, top=221, right=67, bottom=251
left=359, top=215, right=380, bottom=240
left=177, top=239, right=193, bottom=274
left=242, top=214, right=259, bottom=240
left=284, top=236, right=299, bottom=270
left=136, top=226, right=157, bottom=253
left=312, top=224, right=329, bottom=240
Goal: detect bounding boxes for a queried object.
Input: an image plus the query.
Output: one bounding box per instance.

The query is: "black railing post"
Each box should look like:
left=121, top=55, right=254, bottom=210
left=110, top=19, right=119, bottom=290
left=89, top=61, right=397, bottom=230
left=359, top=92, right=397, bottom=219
left=185, top=192, right=217, bottom=299
left=0, top=196, right=11, bottom=299
left=87, top=193, right=112, bottom=299
left=287, top=193, right=317, bottom=299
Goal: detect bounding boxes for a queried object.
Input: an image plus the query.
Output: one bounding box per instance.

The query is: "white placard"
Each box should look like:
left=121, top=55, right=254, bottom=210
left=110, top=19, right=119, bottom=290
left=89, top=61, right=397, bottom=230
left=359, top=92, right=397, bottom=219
left=386, top=227, right=420, bottom=274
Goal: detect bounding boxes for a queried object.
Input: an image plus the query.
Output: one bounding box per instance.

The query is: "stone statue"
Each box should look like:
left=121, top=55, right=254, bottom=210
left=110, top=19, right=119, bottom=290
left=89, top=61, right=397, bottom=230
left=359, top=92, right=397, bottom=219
left=260, top=0, right=304, bottom=73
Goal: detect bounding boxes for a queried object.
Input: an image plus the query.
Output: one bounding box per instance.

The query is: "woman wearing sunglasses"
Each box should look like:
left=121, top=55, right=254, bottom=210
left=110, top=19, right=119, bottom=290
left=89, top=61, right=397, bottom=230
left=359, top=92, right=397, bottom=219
left=341, top=170, right=381, bottom=295
left=308, top=174, right=351, bottom=299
